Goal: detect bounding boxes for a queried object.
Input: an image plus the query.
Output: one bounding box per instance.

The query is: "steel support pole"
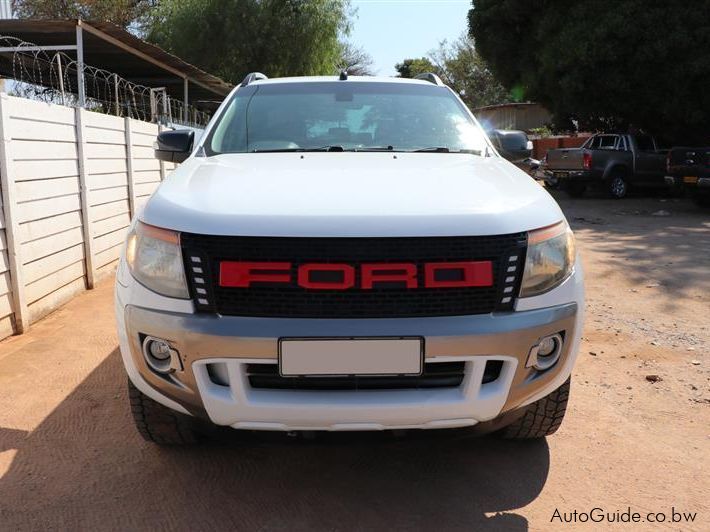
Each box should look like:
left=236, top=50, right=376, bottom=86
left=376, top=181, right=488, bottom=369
left=76, top=24, right=86, bottom=108
left=114, top=73, right=120, bottom=116
left=183, top=78, right=189, bottom=124
left=162, top=89, right=168, bottom=123
left=56, top=54, right=65, bottom=106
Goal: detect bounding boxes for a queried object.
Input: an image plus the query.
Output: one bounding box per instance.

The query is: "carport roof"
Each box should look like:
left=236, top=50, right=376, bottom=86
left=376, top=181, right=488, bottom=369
left=0, top=18, right=233, bottom=102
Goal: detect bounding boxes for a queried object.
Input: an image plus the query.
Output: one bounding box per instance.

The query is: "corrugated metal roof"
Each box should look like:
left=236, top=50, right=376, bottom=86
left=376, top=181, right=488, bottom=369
left=0, top=19, right=233, bottom=101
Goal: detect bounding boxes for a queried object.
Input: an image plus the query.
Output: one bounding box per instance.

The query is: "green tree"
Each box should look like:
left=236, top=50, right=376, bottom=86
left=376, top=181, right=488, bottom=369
left=469, top=0, right=710, bottom=141
left=429, top=35, right=508, bottom=109
left=145, top=0, right=352, bottom=83
left=395, top=37, right=508, bottom=110
left=395, top=57, right=437, bottom=78
left=13, top=0, right=155, bottom=28
left=339, top=42, right=375, bottom=76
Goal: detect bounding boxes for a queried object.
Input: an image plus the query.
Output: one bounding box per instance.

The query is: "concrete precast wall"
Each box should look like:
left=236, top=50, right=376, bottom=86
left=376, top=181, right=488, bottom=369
left=0, top=94, right=179, bottom=339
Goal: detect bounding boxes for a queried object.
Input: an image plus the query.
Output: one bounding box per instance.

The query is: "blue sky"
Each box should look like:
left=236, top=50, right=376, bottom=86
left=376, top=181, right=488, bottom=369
left=349, top=0, right=472, bottom=76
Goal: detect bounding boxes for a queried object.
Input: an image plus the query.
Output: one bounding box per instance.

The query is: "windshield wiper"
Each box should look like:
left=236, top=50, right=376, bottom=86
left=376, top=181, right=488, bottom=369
left=251, top=145, right=345, bottom=153
left=413, top=147, right=482, bottom=155
left=307, top=145, right=345, bottom=152
left=415, top=146, right=450, bottom=153
left=350, top=145, right=395, bottom=152
left=250, top=145, right=481, bottom=155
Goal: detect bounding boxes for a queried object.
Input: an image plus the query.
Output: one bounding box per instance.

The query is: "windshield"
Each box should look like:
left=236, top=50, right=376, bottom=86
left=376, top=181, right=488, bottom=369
left=205, top=81, right=489, bottom=154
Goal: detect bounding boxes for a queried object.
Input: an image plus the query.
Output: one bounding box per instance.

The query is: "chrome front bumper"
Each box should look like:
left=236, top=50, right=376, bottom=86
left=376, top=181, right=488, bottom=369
left=117, top=300, right=581, bottom=431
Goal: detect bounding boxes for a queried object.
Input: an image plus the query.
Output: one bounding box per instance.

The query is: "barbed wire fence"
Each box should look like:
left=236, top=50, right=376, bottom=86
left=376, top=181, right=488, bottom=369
left=0, top=35, right=211, bottom=127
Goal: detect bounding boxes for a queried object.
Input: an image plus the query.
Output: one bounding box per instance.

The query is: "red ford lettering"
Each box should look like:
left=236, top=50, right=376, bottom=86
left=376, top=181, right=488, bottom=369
left=220, top=261, right=291, bottom=288
left=220, top=261, right=494, bottom=289
left=425, top=261, right=493, bottom=288
left=361, top=263, right=418, bottom=289
left=297, top=263, right=355, bottom=290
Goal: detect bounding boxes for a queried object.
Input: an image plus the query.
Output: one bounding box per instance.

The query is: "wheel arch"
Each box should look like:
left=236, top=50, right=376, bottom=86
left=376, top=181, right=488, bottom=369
left=602, top=163, right=630, bottom=181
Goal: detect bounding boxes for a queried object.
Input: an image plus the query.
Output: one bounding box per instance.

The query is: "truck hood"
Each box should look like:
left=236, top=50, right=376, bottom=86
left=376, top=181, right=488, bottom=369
left=141, top=153, right=565, bottom=237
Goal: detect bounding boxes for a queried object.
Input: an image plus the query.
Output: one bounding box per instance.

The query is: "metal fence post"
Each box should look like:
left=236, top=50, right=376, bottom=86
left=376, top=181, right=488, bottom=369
left=125, top=117, right=137, bottom=217
left=114, top=73, right=120, bottom=116
left=76, top=24, right=86, bottom=108
left=56, top=54, right=65, bottom=106
left=0, top=94, right=29, bottom=333
left=75, top=107, right=96, bottom=289
left=183, top=78, right=189, bottom=124
left=158, top=124, right=166, bottom=181
left=149, top=89, right=156, bottom=123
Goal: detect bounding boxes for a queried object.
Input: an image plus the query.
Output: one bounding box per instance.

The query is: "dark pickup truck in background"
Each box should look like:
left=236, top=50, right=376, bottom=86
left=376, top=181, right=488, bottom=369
left=665, top=146, right=710, bottom=207
left=545, top=133, right=667, bottom=198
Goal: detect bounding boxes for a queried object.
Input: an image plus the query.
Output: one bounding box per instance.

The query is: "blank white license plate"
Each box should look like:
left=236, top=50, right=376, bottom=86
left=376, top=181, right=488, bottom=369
left=279, top=337, right=423, bottom=377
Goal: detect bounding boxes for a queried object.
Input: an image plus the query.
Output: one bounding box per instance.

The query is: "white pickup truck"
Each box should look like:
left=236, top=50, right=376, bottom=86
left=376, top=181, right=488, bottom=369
left=115, top=73, right=584, bottom=444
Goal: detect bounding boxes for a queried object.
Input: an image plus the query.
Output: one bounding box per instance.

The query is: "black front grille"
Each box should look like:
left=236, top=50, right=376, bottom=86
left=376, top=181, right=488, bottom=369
left=181, top=234, right=527, bottom=318
left=246, top=362, right=467, bottom=390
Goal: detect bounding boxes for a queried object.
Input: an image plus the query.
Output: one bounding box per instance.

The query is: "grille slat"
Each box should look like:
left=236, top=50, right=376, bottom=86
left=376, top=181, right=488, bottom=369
left=246, top=362, right=466, bottom=390
left=181, top=234, right=527, bottom=318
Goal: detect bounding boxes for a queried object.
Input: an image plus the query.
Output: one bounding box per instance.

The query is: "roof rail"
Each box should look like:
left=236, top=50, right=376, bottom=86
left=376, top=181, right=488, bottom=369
left=414, top=72, right=444, bottom=86
left=240, top=72, right=268, bottom=87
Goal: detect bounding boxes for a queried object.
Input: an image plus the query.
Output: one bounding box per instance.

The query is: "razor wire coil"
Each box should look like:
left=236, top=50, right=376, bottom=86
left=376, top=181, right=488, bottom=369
left=0, top=35, right=211, bottom=127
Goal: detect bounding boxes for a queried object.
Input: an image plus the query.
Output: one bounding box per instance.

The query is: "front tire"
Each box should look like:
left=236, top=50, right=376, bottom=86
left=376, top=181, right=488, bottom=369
left=499, top=378, right=570, bottom=439
left=128, top=379, right=199, bottom=445
left=608, top=173, right=629, bottom=198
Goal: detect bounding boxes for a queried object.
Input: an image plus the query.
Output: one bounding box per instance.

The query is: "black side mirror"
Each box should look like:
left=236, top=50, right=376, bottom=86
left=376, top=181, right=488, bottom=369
left=154, top=130, right=195, bottom=163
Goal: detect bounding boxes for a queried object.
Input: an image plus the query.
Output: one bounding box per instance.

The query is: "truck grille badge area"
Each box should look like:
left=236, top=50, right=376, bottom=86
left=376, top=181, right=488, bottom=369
left=181, top=234, right=527, bottom=318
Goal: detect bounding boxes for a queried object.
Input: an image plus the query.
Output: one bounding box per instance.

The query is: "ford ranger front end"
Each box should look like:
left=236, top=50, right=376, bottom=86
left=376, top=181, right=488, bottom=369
left=115, top=75, right=584, bottom=444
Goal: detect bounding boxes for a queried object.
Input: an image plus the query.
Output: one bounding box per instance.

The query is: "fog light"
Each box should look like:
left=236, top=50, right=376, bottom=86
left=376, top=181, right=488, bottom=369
left=142, top=336, right=181, bottom=374
left=537, top=336, right=557, bottom=357
left=149, top=340, right=171, bottom=360
left=527, top=333, right=563, bottom=371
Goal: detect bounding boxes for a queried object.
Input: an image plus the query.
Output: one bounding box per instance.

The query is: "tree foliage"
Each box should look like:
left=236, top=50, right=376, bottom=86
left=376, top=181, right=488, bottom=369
left=12, top=0, right=155, bottom=28
left=145, top=0, right=352, bottom=83
left=395, top=57, right=437, bottom=79
left=469, top=0, right=710, bottom=141
left=339, top=42, right=375, bottom=76
left=396, top=36, right=508, bottom=110
left=429, top=35, right=509, bottom=110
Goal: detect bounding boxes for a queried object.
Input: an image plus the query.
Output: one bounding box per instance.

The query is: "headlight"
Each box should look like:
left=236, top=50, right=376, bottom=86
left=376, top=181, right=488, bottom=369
left=125, top=221, right=189, bottom=299
left=520, top=221, right=575, bottom=297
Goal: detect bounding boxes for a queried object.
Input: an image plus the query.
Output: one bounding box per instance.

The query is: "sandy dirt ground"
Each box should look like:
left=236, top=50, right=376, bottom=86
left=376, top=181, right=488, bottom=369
left=0, top=190, right=708, bottom=531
